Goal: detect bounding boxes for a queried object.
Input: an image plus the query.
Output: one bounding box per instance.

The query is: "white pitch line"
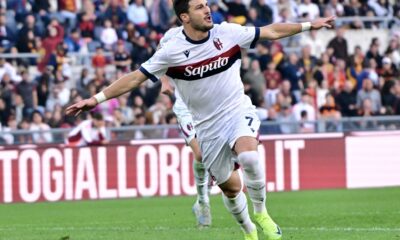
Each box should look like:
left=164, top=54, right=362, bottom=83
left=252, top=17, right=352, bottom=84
left=0, top=226, right=399, bottom=232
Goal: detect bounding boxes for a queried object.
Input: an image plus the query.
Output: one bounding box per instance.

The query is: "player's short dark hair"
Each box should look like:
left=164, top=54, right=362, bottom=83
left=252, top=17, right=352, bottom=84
left=174, top=0, right=190, bottom=22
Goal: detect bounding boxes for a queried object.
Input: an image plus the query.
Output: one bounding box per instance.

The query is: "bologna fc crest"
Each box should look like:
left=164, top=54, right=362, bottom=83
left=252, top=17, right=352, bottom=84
left=213, top=38, right=223, bottom=50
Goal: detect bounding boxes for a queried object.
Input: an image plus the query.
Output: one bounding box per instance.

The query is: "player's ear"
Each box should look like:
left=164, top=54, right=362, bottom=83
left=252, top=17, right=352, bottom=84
left=180, top=13, right=190, bottom=24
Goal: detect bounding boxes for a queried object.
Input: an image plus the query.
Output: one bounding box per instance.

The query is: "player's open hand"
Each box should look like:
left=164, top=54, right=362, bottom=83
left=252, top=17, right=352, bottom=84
left=65, top=97, right=98, bottom=116
left=311, top=16, right=336, bottom=30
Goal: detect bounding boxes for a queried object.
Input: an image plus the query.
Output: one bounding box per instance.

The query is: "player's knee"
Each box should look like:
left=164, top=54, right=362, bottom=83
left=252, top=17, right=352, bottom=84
left=219, top=181, right=242, bottom=198
left=238, top=151, right=259, bottom=170
left=222, top=186, right=241, bottom=198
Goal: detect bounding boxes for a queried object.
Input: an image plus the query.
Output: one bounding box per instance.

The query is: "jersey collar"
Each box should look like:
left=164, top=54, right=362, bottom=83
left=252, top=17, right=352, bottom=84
left=182, top=30, right=210, bottom=44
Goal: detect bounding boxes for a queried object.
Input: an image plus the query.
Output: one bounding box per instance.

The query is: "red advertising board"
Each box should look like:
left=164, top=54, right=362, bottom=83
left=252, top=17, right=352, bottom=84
left=1, top=132, right=399, bottom=204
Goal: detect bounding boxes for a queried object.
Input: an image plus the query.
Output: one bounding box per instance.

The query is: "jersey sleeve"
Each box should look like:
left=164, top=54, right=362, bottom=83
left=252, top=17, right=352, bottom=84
left=222, top=22, right=260, bottom=49
left=139, top=46, right=169, bottom=82
left=159, top=27, right=181, bottom=47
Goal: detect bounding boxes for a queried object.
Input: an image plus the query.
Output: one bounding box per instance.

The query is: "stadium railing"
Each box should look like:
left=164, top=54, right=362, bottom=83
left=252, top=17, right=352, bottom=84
left=1, top=115, right=399, bottom=145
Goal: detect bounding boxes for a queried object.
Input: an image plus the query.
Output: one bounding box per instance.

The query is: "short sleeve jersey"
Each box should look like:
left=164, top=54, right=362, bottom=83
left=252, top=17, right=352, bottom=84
left=140, top=22, right=260, bottom=139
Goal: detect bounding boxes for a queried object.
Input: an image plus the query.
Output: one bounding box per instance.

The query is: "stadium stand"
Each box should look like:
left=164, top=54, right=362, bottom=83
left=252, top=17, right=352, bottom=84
left=0, top=0, right=400, bottom=144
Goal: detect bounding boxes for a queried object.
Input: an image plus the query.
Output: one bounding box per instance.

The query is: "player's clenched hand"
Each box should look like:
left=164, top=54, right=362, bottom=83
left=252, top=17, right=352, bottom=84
left=65, top=97, right=98, bottom=116
left=160, top=76, right=175, bottom=97
left=311, top=16, right=336, bottom=30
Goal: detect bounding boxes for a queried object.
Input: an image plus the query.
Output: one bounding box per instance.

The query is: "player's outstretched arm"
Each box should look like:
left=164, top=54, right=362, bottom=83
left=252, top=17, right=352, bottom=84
left=259, top=16, right=336, bottom=41
left=65, top=70, right=148, bottom=116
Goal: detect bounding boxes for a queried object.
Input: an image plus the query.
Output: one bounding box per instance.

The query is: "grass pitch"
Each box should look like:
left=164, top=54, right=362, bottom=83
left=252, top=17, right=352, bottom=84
left=0, top=187, right=399, bottom=240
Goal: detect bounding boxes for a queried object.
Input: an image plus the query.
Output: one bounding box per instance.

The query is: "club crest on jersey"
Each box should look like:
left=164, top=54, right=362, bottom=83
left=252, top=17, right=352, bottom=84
left=183, top=50, right=190, bottom=58
left=213, top=38, right=223, bottom=50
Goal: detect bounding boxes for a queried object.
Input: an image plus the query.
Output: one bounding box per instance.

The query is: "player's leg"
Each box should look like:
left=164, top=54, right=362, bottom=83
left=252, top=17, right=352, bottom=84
left=189, top=138, right=209, bottom=205
left=218, top=170, right=258, bottom=240
left=234, top=136, right=282, bottom=240
left=189, top=137, right=211, bottom=227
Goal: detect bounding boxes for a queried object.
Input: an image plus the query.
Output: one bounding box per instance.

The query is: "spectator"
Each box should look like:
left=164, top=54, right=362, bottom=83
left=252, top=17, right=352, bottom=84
left=277, top=104, right=296, bottom=134
left=247, top=8, right=265, bottom=27
left=298, top=0, right=320, bottom=20
left=380, top=57, right=398, bottom=82
left=0, top=116, right=17, bottom=144
left=164, top=112, right=180, bottom=138
left=243, top=59, right=265, bottom=102
left=58, top=0, right=78, bottom=33
left=114, top=41, right=132, bottom=72
left=250, top=0, right=273, bottom=25
left=255, top=42, right=271, bottom=72
left=48, top=43, right=71, bottom=75
left=356, top=78, right=382, bottom=113
left=259, top=107, right=281, bottom=134
left=67, top=112, right=109, bottom=146
left=131, top=36, right=153, bottom=69
left=336, top=80, right=358, bottom=116
left=210, top=3, right=225, bottom=24
left=327, top=26, right=348, bottom=61
left=92, top=47, right=107, bottom=68
left=16, top=15, right=43, bottom=53
left=300, top=30, right=325, bottom=58
left=332, top=59, right=347, bottom=90
left=325, top=0, right=345, bottom=17
left=0, top=14, right=16, bottom=53
left=381, top=80, right=397, bottom=114
left=29, top=110, right=52, bottom=143
left=299, top=45, right=318, bottom=83
left=292, top=91, right=316, bottom=131
left=0, top=58, right=21, bottom=83
left=278, top=80, right=297, bottom=106
left=385, top=38, right=400, bottom=67
left=366, top=38, right=383, bottom=68
left=223, top=0, right=248, bottom=25
left=118, top=95, right=134, bottom=125
left=298, top=110, right=315, bottom=133
left=127, top=0, right=149, bottom=35
left=100, top=19, right=118, bottom=51
left=103, top=0, right=126, bottom=27
left=319, top=92, right=342, bottom=131
left=149, top=0, right=172, bottom=33
left=283, top=53, right=303, bottom=101
left=78, top=0, right=97, bottom=40
left=64, top=28, right=82, bottom=52
left=263, top=62, right=282, bottom=108
left=39, top=19, right=64, bottom=71
left=16, top=71, right=37, bottom=115
left=133, top=112, right=146, bottom=139
left=356, top=58, right=379, bottom=89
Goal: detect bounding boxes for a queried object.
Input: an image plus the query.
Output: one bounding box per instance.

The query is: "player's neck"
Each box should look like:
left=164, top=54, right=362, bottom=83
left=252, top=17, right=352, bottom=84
left=183, top=26, right=209, bottom=42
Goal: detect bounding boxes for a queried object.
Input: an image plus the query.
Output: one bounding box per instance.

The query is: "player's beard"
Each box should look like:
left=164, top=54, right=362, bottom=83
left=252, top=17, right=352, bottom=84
left=192, top=21, right=213, bottom=32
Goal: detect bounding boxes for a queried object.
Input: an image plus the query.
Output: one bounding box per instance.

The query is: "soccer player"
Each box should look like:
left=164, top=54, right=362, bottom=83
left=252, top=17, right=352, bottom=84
left=66, top=0, right=335, bottom=238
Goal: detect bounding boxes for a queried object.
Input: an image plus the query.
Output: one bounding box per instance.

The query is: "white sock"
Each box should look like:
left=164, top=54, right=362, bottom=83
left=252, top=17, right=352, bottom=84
left=222, top=191, right=256, bottom=233
left=193, top=161, right=209, bottom=204
left=238, top=151, right=267, bottom=214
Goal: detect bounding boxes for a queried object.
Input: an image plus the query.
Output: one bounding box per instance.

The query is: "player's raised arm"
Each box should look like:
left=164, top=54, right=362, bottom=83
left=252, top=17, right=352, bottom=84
left=65, top=70, right=148, bottom=116
left=259, top=16, right=336, bottom=41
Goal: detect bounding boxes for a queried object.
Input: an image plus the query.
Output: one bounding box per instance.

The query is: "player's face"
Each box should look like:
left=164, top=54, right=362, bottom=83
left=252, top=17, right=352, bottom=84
left=187, top=0, right=213, bottom=32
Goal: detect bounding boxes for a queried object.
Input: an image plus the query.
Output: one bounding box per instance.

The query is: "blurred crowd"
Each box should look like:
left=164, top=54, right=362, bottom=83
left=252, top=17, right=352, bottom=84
left=0, top=0, right=400, bottom=144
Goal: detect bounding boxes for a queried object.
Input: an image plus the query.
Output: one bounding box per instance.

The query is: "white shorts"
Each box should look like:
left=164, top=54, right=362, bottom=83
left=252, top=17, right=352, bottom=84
left=199, top=107, right=260, bottom=185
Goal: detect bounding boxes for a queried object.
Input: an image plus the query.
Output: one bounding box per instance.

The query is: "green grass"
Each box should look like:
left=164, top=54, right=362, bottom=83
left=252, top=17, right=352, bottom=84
left=1, top=187, right=400, bottom=240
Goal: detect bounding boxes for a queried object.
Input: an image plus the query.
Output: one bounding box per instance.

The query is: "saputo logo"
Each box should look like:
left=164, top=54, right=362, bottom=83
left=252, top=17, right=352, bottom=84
left=184, top=57, right=229, bottom=78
